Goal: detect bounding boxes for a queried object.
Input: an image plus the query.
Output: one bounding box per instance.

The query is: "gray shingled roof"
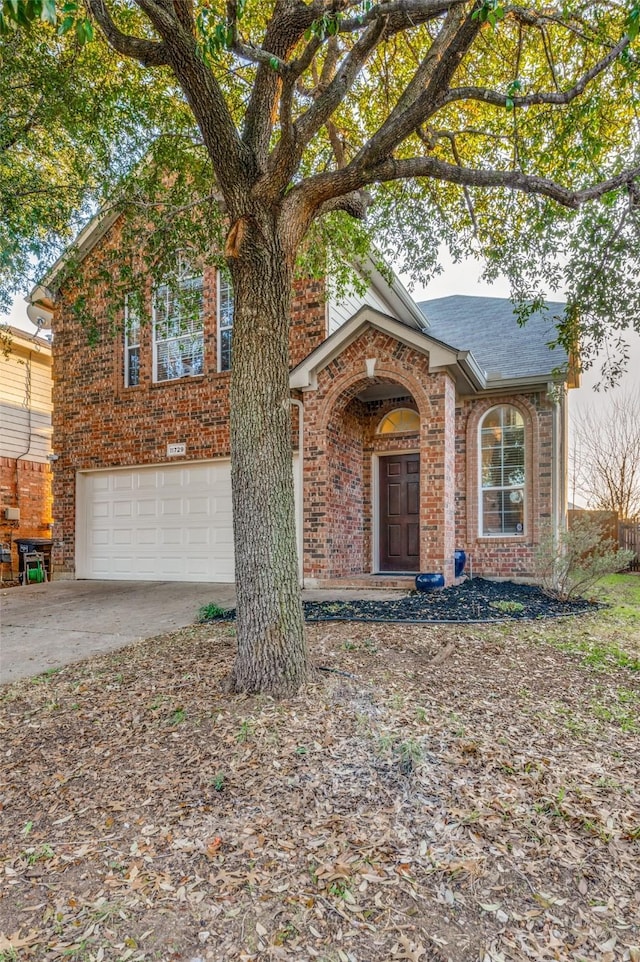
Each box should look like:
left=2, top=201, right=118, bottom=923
left=417, top=295, right=567, bottom=382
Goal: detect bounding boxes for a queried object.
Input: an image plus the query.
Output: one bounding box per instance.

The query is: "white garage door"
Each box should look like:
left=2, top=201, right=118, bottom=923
left=77, top=458, right=300, bottom=583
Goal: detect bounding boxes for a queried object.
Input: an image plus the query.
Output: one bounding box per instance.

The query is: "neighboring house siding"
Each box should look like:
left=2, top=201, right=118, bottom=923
left=0, top=339, right=52, bottom=462
left=0, top=332, right=53, bottom=575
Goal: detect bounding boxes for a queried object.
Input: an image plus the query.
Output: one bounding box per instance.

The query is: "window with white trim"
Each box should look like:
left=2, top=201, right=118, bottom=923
left=479, top=405, right=525, bottom=536
left=124, top=294, right=141, bottom=387
left=377, top=408, right=420, bottom=434
left=217, top=269, right=235, bottom=372
left=153, top=266, right=204, bottom=382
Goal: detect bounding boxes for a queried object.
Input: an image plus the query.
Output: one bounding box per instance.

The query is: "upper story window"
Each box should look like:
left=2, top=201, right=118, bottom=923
left=377, top=408, right=420, bottom=434
left=218, top=269, right=235, bottom=372
left=479, top=405, right=525, bottom=536
left=124, top=294, right=141, bottom=387
left=153, top=265, right=204, bottom=382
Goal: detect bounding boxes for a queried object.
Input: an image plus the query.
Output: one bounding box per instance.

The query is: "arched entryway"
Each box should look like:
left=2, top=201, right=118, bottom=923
left=319, top=376, right=426, bottom=578
left=298, top=325, right=458, bottom=584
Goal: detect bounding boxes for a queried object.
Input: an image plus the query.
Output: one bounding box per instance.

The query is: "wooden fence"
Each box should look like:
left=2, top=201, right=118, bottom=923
left=568, top=509, right=639, bottom=571
left=619, top=521, right=640, bottom=571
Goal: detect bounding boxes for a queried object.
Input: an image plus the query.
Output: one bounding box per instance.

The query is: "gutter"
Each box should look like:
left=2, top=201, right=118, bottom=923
left=454, top=350, right=486, bottom=391
left=483, top=372, right=567, bottom=393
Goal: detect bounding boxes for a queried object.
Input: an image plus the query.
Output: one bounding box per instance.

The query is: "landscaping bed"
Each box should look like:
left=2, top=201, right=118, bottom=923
left=202, top=577, right=600, bottom=625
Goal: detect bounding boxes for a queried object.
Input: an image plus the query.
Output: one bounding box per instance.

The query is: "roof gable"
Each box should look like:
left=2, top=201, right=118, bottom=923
left=289, top=306, right=485, bottom=392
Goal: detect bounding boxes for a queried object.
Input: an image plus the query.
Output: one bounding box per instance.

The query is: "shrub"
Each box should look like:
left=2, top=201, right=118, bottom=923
left=198, top=602, right=230, bottom=622
left=535, top=517, right=635, bottom=601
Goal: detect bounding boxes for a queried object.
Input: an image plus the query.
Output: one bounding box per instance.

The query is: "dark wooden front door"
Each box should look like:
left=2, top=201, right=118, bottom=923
left=379, top=454, right=420, bottom=572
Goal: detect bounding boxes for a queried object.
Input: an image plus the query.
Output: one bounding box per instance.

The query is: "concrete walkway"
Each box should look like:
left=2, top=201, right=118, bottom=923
left=0, top=580, right=236, bottom=684
left=1, top=579, right=404, bottom=684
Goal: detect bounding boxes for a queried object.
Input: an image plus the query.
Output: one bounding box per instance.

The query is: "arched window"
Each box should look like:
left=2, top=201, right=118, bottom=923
left=377, top=408, right=420, bottom=434
left=479, top=405, right=525, bottom=536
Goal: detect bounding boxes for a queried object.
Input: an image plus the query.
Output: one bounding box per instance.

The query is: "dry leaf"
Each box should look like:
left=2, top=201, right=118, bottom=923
left=0, top=930, right=39, bottom=951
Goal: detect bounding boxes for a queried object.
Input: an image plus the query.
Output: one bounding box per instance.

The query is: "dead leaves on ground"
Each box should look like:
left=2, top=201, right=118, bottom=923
left=0, top=619, right=638, bottom=961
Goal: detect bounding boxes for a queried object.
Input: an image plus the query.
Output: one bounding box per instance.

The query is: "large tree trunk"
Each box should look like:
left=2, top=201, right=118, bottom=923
left=226, top=215, right=309, bottom=696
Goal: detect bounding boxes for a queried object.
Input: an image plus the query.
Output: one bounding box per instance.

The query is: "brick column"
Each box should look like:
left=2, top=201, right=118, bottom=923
left=420, top=372, right=456, bottom=583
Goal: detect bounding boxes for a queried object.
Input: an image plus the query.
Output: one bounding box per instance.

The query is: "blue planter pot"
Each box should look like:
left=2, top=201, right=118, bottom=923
left=415, top=572, right=445, bottom=592
left=454, top=549, right=467, bottom=578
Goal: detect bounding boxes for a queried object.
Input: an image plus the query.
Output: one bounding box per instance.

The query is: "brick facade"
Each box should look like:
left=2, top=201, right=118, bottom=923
left=52, top=245, right=327, bottom=574
left=52, top=230, right=561, bottom=583
left=457, top=392, right=555, bottom=578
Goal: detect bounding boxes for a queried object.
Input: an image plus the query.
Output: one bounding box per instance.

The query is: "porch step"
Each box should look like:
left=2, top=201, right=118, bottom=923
left=312, top=575, right=417, bottom=591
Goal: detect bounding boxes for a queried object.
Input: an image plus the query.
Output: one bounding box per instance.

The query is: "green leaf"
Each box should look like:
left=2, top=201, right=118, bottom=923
left=75, top=16, right=90, bottom=42
left=57, top=14, right=74, bottom=33
left=627, top=5, right=640, bottom=41
left=269, top=55, right=279, bottom=71
left=472, top=0, right=505, bottom=28
left=40, top=0, right=57, bottom=26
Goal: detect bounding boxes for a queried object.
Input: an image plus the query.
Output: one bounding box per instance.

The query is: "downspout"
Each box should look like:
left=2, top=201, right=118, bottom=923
left=290, top=398, right=305, bottom=587
left=550, top=384, right=568, bottom=546
left=558, top=388, right=568, bottom=535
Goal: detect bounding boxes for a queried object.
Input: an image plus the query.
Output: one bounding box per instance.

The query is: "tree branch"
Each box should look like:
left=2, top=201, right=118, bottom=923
left=314, top=189, right=372, bottom=219
left=242, top=0, right=329, bottom=163
left=85, top=0, right=169, bottom=66
left=338, top=0, right=456, bottom=34
left=109, top=0, right=253, bottom=192
left=350, top=5, right=480, bottom=171
left=441, top=33, right=629, bottom=112
left=366, top=155, right=640, bottom=209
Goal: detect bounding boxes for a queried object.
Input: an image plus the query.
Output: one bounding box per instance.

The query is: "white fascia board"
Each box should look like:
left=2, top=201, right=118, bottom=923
left=361, top=254, right=430, bottom=331
left=2, top=327, right=52, bottom=359
left=455, top=350, right=486, bottom=390
left=289, top=306, right=458, bottom=390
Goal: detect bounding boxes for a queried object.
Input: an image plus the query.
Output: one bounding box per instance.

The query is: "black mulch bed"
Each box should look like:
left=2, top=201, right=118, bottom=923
left=202, top=577, right=602, bottom=625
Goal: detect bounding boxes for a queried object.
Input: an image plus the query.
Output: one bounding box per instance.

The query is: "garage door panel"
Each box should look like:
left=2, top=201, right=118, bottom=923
left=160, top=499, right=182, bottom=517
left=188, top=497, right=210, bottom=515
left=113, top=474, right=133, bottom=491
left=136, top=530, right=158, bottom=545
left=137, top=500, right=158, bottom=518
left=186, top=528, right=210, bottom=546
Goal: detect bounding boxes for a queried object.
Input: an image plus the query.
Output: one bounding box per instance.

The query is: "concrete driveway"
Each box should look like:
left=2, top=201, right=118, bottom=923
left=0, top=580, right=236, bottom=684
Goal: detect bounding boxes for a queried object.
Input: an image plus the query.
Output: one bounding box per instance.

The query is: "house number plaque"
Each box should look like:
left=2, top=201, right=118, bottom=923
left=167, top=443, right=187, bottom=457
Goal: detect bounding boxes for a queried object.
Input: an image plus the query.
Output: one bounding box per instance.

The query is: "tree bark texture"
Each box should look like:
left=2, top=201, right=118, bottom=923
left=226, top=216, right=309, bottom=696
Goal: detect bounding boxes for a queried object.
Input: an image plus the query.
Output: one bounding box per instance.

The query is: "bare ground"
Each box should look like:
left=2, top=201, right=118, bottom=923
left=1, top=605, right=639, bottom=962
